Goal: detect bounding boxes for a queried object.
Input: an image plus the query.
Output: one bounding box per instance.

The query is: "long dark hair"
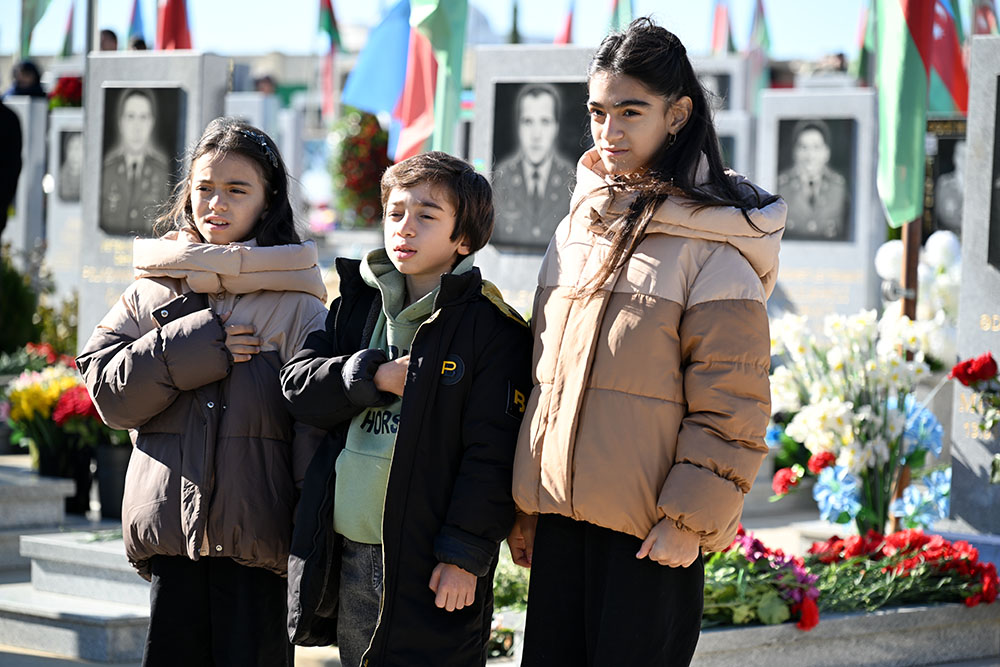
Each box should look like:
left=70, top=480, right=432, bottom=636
left=155, top=117, right=300, bottom=247
left=578, top=17, right=778, bottom=295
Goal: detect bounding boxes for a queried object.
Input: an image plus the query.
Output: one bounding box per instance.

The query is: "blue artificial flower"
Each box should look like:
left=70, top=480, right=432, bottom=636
left=813, top=466, right=862, bottom=523
left=890, top=485, right=938, bottom=530
left=765, top=424, right=784, bottom=449
left=926, top=467, right=951, bottom=518
left=902, top=394, right=943, bottom=456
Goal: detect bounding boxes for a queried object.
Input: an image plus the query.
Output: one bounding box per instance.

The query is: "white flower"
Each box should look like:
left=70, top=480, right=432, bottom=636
left=875, top=239, right=905, bottom=282
left=769, top=366, right=802, bottom=415
left=923, top=230, right=961, bottom=271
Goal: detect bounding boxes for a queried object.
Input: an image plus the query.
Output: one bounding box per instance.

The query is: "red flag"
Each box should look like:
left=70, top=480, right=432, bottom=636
left=555, top=0, right=574, bottom=44
left=711, top=0, right=736, bottom=55
left=157, top=0, right=192, bottom=50
left=392, top=28, right=438, bottom=161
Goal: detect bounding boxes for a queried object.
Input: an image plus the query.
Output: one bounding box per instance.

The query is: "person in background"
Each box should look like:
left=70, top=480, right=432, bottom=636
left=100, top=29, right=119, bottom=51
left=507, top=17, right=785, bottom=667
left=4, top=61, right=46, bottom=98
left=129, top=36, right=148, bottom=51
left=77, top=117, right=329, bottom=667
left=0, top=99, right=22, bottom=238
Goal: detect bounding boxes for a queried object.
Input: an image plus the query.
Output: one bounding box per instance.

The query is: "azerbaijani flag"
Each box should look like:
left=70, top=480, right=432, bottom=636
left=20, top=0, right=53, bottom=58
left=320, top=0, right=343, bottom=118
left=410, top=0, right=468, bottom=156
left=711, top=0, right=736, bottom=56
left=973, top=0, right=999, bottom=34
left=555, top=0, right=574, bottom=45
left=128, top=0, right=145, bottom=45
left=928, top=0, right=969, bottom=114
left=609, top=0, right=632, bottom=33
left=876, top=0, right=935, bottom=227
left=745, top=0, right=770, bottom=113
left=156, top=0, right=192, bottom=50
left=61, top=1, right=74, bottom=57
left=849, top=1, right=875, bottom=85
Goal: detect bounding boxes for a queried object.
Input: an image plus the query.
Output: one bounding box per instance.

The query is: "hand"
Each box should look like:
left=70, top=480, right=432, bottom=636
left=428, top=562, right=476, bottom=612
left=636, top=518, right=700, bottom=568
left=220, top=311, right=260, bottom=363
left=374, top=355, right=409, bottom=397
left=506, top=513, right=537, bottom=568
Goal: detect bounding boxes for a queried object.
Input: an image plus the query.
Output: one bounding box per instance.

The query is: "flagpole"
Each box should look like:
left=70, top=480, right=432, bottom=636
left=86, top=0, right=96, bottom=53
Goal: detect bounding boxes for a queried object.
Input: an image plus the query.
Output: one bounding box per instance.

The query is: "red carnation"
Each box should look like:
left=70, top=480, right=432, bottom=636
left=772, top=467, right=801, bottom=496
left=795, top=596, right=820, bottom=631
left=807, top=451, right=836, bottom=474
left=52, top=385, right=100, bottom=426
left=950, top=352, right=998, bottom=386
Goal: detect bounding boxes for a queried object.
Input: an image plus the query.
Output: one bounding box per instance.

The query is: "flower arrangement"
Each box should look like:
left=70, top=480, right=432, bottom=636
left=48, top=76, right=83, bottom=110
left=807, top=528, right=998, bottom=610
left=949, top=352, right=999, bottom=434
left=6, top=363, right=83, bottom=468
left=703, top=527, right=820, bottom=630
left=328, top=106, right=392, bottom=229
left=768, top=309, right=945, bottom=534
left=874, top=230, right=960, bottom=368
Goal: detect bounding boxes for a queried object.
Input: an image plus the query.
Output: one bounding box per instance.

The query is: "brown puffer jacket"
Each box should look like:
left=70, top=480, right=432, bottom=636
left=77, top=232, right=329, bottom=579
left=512, top=149, right=786, bottom=553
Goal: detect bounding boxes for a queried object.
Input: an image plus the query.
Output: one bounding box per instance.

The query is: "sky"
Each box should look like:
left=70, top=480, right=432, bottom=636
left=1, top=0, right=869, bottom=62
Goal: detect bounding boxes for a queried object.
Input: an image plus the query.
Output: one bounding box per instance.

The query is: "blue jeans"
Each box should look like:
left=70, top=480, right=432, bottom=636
left=337, top=537, right=383, bottom=667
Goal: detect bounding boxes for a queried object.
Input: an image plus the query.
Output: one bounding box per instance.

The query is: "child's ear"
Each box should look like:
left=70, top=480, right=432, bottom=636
left=457, top=237, right=472, bottom=256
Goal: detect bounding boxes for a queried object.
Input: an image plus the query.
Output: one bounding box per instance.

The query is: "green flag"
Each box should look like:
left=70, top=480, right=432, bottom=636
left=609, top=0, right=633, bottom=33
left=20, top=0, right=53, bottom=59
left=876, top=0, right=934, bottom=228
left=410, top=0, right=468, bottom=155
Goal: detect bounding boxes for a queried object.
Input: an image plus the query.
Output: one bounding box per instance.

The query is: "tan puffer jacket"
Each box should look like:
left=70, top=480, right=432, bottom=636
left=512, top=149, right=786, bottom=552
left=77, top=231, right=329, bottom=578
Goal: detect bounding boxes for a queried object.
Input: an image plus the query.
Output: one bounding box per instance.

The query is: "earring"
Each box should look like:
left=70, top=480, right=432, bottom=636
left=665, top=133, right=677, bottom=150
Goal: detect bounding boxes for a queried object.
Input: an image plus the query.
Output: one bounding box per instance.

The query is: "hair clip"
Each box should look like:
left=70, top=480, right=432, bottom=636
left=238, top=129, right=279, bottom=169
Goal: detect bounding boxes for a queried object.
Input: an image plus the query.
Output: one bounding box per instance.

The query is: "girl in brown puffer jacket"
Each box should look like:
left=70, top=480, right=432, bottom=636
left=507, top=18, right=786, bottom=667
left=77, top=118, right=328, bottom=667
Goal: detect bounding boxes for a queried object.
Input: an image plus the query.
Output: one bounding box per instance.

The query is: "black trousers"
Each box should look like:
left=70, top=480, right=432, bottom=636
left=142, top=555, right=293, bottom=667
left=521, top=514, right=704, bottom=667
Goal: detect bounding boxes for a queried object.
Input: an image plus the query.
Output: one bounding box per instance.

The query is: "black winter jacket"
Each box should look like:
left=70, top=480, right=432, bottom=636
left=280, top=258, right=532, bottom=666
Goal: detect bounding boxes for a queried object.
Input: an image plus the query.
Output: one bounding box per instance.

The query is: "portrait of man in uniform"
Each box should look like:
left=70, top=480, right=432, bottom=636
left=491, top=82, right=585, bottom=247
left=100, top=88, right=176, bottom=237
left=777, top=118, right=853, bottom=242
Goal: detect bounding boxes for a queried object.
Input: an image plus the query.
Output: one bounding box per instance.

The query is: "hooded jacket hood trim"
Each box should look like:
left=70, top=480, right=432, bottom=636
left=132, top=230, right=327, bottom=301
left=571, top=148, right=786, bottom=297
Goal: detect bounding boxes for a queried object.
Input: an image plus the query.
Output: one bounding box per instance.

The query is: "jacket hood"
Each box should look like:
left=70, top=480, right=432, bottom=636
left=572, top=148, right=786, bottom=297
left=132, top=230, right=327, bottom=302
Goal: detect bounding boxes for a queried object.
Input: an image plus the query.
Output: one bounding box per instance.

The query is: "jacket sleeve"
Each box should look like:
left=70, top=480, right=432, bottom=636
left=433, top=317, right=533, bottom=577
left=657, top=244, right=772, bottom=553
left=76, top=288, right=231, bottom=431
left=279, top=299, right=387, bottom=431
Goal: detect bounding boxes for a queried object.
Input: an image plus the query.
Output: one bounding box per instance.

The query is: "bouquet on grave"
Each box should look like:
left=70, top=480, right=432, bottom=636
left=949, top=352, right=1000, bottom=434
left=48, top=76, right=83, bottom=110
left=806, top=528, right=998, bottom=611
left=768, top=309, right=945, bottom=535
left=703, top=526, right=820, bottom=631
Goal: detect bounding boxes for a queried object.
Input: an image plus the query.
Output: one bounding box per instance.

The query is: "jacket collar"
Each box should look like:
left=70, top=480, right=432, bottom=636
left=133, top=230, right=328, bottom=301
left=571, top=148, right=787, bottom=297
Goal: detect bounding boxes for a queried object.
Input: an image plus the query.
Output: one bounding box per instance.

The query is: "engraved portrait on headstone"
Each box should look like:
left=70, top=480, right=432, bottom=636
left=58, top=131, right=83, bottom=202
left=490, top=81, right=588, bottom=248
left=777, top=118, right=854, bottom=242
left=99, top=87, right=179, bottom=237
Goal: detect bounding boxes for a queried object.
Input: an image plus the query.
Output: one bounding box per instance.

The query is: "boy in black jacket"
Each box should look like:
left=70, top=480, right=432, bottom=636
left=280, top=152, right=532, bottom=667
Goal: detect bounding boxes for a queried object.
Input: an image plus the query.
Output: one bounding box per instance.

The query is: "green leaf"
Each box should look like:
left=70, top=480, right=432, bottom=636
left=757, top=591, right=791, bottom=625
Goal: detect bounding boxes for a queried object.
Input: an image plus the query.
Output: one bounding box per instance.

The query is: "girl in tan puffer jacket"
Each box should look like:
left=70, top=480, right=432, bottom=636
left=77, top=118, right=328, bottom=667
left=507, top=18, right=787, bottom=667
